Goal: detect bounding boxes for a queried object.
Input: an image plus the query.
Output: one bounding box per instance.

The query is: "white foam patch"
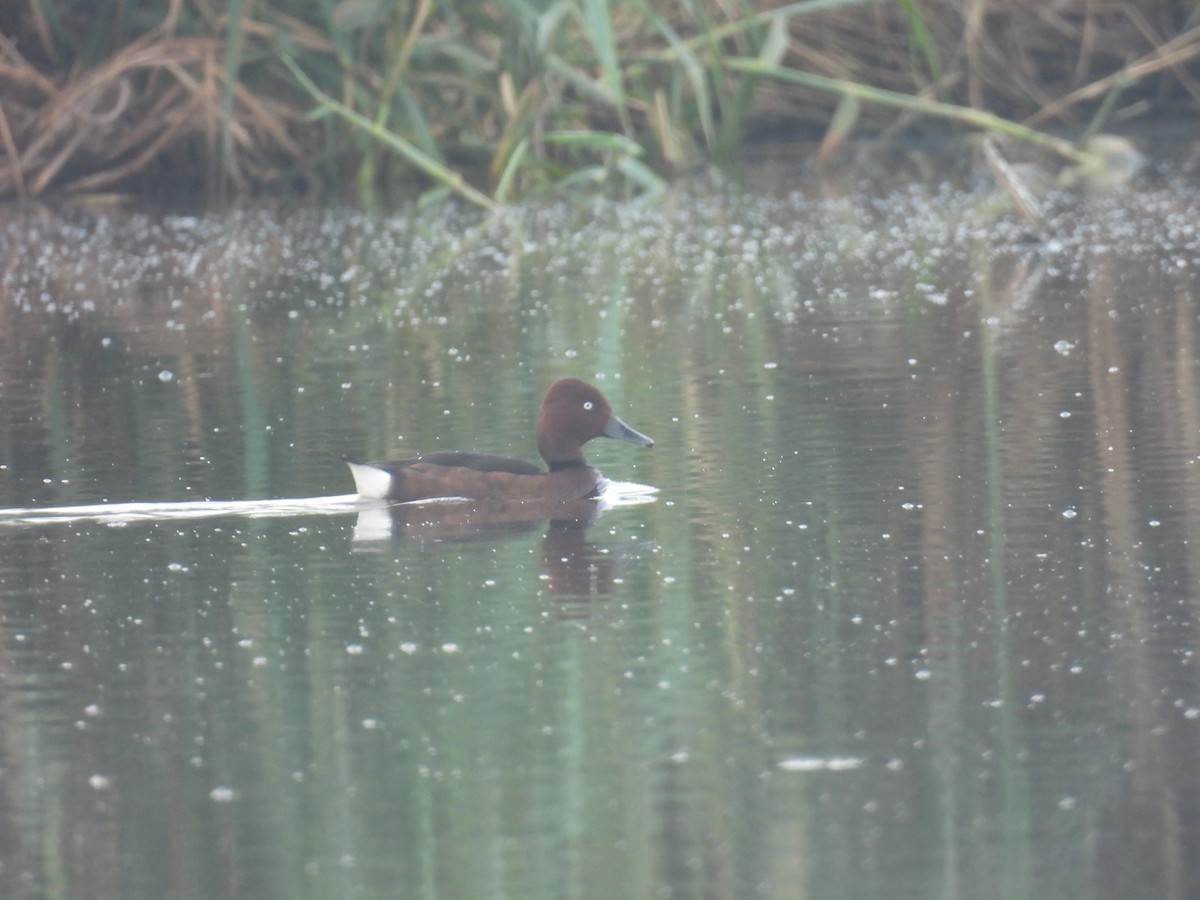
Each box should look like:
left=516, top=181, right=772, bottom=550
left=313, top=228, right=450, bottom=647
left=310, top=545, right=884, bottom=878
left=777, top=756, right=865, bottom=773
left=596, top=480, right=659, bottom=508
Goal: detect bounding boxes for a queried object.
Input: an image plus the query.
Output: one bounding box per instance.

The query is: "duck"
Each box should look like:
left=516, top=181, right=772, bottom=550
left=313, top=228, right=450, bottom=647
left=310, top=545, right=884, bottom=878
left=344, top=378, right=653, bottom=503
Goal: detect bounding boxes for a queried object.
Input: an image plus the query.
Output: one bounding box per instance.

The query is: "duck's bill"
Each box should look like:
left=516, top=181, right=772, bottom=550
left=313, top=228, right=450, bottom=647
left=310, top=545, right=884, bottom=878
left=603, top=415, right=654, bottom=447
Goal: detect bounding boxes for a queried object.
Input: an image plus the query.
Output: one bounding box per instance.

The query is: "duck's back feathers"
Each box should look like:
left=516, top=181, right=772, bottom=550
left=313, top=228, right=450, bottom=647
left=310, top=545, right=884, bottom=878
left=402, top=452, right=543, bottom=476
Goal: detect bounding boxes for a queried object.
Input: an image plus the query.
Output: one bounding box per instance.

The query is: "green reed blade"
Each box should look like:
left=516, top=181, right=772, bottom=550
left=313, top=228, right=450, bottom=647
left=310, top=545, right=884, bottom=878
left=629, top=0, right=715, bottom=148
left=279, top=52, right=499, bottom=210
left=727, top=56, right=1096, bottom=165
left=897, top=0, right=943, bottom=83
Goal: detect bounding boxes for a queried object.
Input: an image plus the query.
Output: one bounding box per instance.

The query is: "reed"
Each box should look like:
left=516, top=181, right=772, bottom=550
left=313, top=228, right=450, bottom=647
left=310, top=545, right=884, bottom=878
left=2, top=0, right=1197, bottom=202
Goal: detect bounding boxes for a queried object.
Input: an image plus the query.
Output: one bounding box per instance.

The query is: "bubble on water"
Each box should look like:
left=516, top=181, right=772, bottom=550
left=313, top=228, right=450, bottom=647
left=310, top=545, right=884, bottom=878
left=1062, top=508, right=1078, bottom=519
left=1053, top=340, right=1074, bottom=355
left=158, top=369, right=174, bottom=383
left=210, top=786, right=238, bottom=802
left=778, top=756, right=864, bottom=772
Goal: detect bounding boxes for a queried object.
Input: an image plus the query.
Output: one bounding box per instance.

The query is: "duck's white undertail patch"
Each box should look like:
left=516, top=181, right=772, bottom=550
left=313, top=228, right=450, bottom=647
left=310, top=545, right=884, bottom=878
left=344, top=460, right=395, bottom=500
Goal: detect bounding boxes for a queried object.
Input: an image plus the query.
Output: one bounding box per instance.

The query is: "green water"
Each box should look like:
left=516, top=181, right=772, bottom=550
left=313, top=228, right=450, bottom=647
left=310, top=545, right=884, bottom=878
left=2, top=179, right=1200, bottom=899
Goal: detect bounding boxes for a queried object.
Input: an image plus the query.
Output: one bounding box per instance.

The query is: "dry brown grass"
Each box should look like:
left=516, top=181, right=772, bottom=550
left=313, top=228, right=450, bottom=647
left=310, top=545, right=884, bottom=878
left=771, top=0, right=1200, bottom=129
left=0, top=1, right=314, bottom=198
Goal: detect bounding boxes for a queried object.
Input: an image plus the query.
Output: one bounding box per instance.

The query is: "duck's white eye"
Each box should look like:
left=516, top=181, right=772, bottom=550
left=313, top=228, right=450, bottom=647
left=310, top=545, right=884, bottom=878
left=583, top=401, right=594, bottom=410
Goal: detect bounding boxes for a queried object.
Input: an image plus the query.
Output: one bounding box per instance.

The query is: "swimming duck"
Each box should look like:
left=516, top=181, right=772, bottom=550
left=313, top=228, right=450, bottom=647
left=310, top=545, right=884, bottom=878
left=345, top=378, right=653, bottom=503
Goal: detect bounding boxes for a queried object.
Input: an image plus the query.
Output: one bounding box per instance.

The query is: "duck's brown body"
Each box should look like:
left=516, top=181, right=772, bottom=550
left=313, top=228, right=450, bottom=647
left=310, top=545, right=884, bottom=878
left=346, top=379, right=652, bottom=503
left=345, top=453, right=605, bottom=503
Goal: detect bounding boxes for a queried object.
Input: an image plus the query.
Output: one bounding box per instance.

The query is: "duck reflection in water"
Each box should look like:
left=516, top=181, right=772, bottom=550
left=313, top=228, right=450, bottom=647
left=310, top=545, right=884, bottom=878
left=349, top=497, right=650, bottom=605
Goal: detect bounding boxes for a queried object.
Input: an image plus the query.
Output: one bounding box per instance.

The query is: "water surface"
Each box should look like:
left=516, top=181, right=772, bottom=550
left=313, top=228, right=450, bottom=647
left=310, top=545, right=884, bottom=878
left=2, top=174, right=1200, bottom=898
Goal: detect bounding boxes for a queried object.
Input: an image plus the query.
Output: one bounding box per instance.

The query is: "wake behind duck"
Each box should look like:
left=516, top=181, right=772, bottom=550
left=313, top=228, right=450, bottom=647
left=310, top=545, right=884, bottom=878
left=0, top=479, right=657, bottom=528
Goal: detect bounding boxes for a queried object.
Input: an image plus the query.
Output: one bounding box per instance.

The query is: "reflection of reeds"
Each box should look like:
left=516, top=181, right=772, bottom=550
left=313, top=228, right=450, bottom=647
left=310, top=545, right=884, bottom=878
left=3, top=0, right=1198, bottom=201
